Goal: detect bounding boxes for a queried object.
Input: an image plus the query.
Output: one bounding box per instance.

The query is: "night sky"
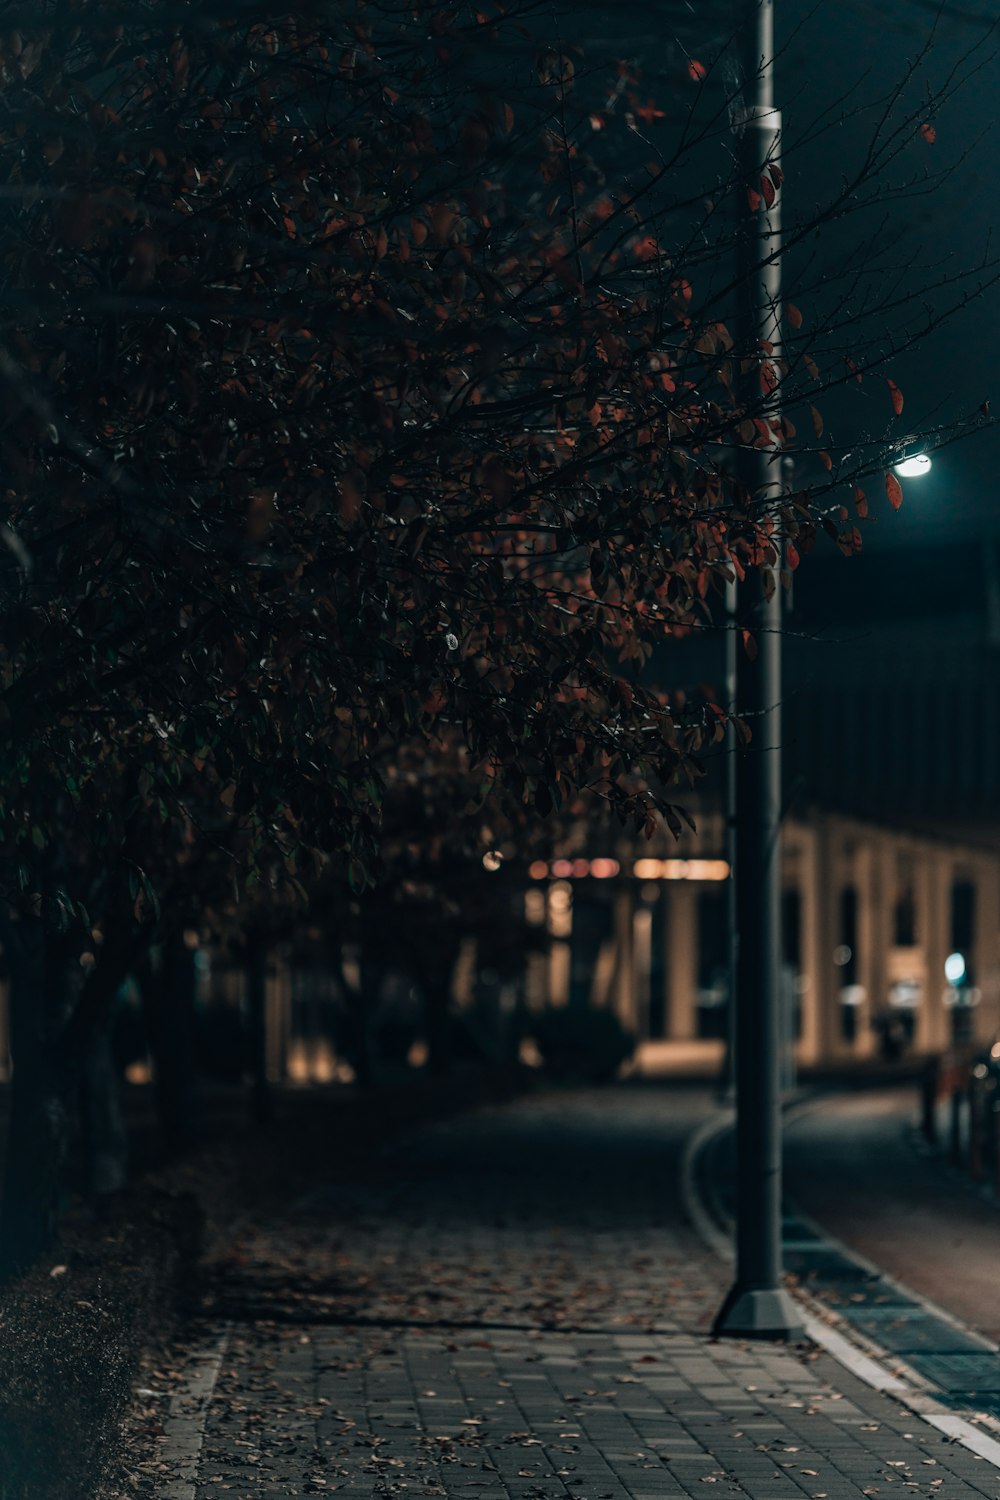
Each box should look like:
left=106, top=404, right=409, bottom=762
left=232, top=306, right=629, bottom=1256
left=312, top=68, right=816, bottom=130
left=777, top=0, right=999, bottom=552
left=568, top=0, right=998, bottom=548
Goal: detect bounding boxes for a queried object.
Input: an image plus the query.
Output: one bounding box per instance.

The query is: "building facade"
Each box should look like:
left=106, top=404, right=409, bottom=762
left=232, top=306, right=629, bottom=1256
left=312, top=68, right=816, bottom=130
left=522, top=810, right=1000, bottom=1075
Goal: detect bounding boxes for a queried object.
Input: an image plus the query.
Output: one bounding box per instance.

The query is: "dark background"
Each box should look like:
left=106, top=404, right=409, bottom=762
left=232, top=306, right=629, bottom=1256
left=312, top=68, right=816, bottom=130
left=561, top=0, right=999, bottom=839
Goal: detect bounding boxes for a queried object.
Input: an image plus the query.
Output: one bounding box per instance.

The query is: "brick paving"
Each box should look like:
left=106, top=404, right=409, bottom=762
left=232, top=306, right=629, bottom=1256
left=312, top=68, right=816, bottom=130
left=168, top=1089, right=1000, bottom=1499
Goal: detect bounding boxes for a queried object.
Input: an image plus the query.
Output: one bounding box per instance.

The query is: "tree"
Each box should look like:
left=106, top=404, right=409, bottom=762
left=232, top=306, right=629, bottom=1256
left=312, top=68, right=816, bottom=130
left=0, top=0, right=994, bottom=1274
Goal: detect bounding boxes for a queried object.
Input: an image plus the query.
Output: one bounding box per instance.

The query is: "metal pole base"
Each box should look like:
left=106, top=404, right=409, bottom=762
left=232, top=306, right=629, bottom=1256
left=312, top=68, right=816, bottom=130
left=712, top=1284, right=805, bottom=1341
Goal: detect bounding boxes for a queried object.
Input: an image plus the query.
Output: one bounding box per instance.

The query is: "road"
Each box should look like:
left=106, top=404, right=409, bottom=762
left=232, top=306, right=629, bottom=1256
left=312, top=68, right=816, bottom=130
left=111, top=1083, right=1000, bottom=1500
left=785, top=1085, right=1000, bottom=1343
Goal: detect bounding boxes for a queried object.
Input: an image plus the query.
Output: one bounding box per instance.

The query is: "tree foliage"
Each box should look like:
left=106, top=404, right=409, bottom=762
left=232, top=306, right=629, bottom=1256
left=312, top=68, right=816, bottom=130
left=0, top=0, right=995, bottom=1274
left=0, top=0, right=994, bottom=914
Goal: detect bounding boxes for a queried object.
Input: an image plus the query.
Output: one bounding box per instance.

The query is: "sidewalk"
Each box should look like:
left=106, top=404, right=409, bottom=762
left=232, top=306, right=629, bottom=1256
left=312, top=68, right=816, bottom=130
left=121, top=1088, right=1000, bottom=1500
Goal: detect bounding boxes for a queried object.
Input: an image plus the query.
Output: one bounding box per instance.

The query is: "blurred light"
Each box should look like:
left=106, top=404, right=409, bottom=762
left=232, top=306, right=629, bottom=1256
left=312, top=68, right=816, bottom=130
left=528, top=855, right=729, bottom=880
left=287, top=1043, right=310, bottom=1084
left=525, top=888, right=546, bottom=926
left=632, top=858, right=730, bottom=880
left=894, top=452, right=932, bottom=478
left=974, top=1062, right=989, bottom=1080
left=665, top=859, right=730, bottom=881
left=833, top=944, right=852, bottom=967
left=407, top=1039, right=429, bottom=1067
left=945, top=951, right=967, bottom=985
left=482, top=849, right=503, bottom=872
left=991, top=1042, right=1000, bottom=1060
left=312, top=1041, right=337, bottom=1083
left=549, top=882, right=572, bottom=912
left=548, top=880, right=572, bottom=937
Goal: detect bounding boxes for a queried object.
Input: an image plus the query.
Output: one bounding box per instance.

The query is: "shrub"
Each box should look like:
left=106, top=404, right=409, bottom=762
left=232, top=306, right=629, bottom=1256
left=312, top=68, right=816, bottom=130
left=530, top=1006, right=635, bottom=1084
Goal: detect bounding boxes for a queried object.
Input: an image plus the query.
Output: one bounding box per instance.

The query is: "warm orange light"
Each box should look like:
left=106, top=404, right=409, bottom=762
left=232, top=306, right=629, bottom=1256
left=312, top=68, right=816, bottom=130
left=666, top=859, right=730, bottom=881
left=632, top=858, right=730, bottom=881
left=527, top=855, right=728, bottom=882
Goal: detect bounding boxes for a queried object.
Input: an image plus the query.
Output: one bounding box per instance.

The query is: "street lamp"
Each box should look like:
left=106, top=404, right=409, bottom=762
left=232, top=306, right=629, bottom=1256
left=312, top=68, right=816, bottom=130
left=894, top=452, right=933, bottom=478
left=712, top=0, right=804, bottom=1342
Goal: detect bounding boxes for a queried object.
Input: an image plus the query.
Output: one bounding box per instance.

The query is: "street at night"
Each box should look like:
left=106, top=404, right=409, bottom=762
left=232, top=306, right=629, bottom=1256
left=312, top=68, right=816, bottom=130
left=106, top=1084, right=1000, bottom=1497
left=0, top=0, right=998, bottom=1495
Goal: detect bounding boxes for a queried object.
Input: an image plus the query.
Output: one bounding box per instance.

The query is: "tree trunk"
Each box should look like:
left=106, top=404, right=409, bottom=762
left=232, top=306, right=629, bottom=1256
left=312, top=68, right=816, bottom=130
left=0, top=926, right=72, bottom=1282
left=142, top=937, right=200, bottom=1157
left=424, top=977, right=453, bottom=1076
left=418, top=937, right=459, bottom=1076
left=79, top=1017, right=128, bottom=1201
left=246, top=937, right=273, bottom=1125
left=355, top=952, right=390, bottom=1088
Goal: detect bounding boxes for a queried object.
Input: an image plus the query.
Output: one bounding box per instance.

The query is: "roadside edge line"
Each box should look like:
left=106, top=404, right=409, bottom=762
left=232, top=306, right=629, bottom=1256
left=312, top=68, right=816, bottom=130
left=679, top=1105, right=734, bottom=1265
left=681, top=1106, right=1000, bottom=1469
left=922, top=1413, right=1000, bottom=1468
left=153, top=1325, right=230, bottom=1499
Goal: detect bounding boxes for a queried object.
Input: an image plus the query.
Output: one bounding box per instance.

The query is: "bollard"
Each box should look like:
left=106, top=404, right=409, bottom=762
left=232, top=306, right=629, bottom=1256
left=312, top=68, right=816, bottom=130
left=969, top=1080, right=984, bottom=1182
left=921, top=1056, right=940, bottom=1145
left=950, top=1087, right=964, bottom=1167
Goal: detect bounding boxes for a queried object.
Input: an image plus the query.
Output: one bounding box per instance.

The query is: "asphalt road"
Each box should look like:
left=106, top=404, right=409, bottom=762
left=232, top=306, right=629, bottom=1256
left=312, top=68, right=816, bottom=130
left=785, top=1086, right=1000, bottom=1343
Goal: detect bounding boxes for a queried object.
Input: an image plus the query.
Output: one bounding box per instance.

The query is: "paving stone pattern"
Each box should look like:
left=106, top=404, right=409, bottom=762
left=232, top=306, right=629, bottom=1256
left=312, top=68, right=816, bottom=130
left=187, top=1090, right=1000, bottom=1499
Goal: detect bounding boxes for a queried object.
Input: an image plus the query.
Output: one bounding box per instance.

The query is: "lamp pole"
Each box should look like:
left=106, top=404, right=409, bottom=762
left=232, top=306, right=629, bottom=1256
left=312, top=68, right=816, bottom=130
left=713, top=0, right=803, bottom=1341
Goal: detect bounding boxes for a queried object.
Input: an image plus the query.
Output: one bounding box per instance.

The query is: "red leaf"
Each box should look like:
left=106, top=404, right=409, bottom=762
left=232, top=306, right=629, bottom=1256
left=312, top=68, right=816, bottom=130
left=746, top=186, right=762, bottom=212
left=687, top=59, right=706, bottom=81
left=853, top=485, right=868, bottom=518
left=741, top=629, right=757, bottom=661
left=785, top=302, right=803, bottom=330
left=759, top=175, right=775, bottom=209
left=920, top=121, right=936, bottom=144
left=809, top=403, right=824, bottom=439
left=885, top=472, right=903, bottom=511
left=786, top=541, right=800, bottom=570
left=887, top=378, right=904, bottom=416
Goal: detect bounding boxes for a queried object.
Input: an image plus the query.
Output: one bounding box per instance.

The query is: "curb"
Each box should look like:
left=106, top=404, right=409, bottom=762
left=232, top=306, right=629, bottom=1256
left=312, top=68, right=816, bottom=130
left=143, top=1327, right=230, bottom=1499
left=681, top=1098, right=1000, bottom=1471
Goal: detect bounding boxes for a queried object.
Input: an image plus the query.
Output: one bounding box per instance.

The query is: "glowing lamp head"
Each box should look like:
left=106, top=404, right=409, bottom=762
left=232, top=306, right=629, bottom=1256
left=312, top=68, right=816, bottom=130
left=894, top=452, right=932, bottom=478
left=944, top=951, right=967, bottom=985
